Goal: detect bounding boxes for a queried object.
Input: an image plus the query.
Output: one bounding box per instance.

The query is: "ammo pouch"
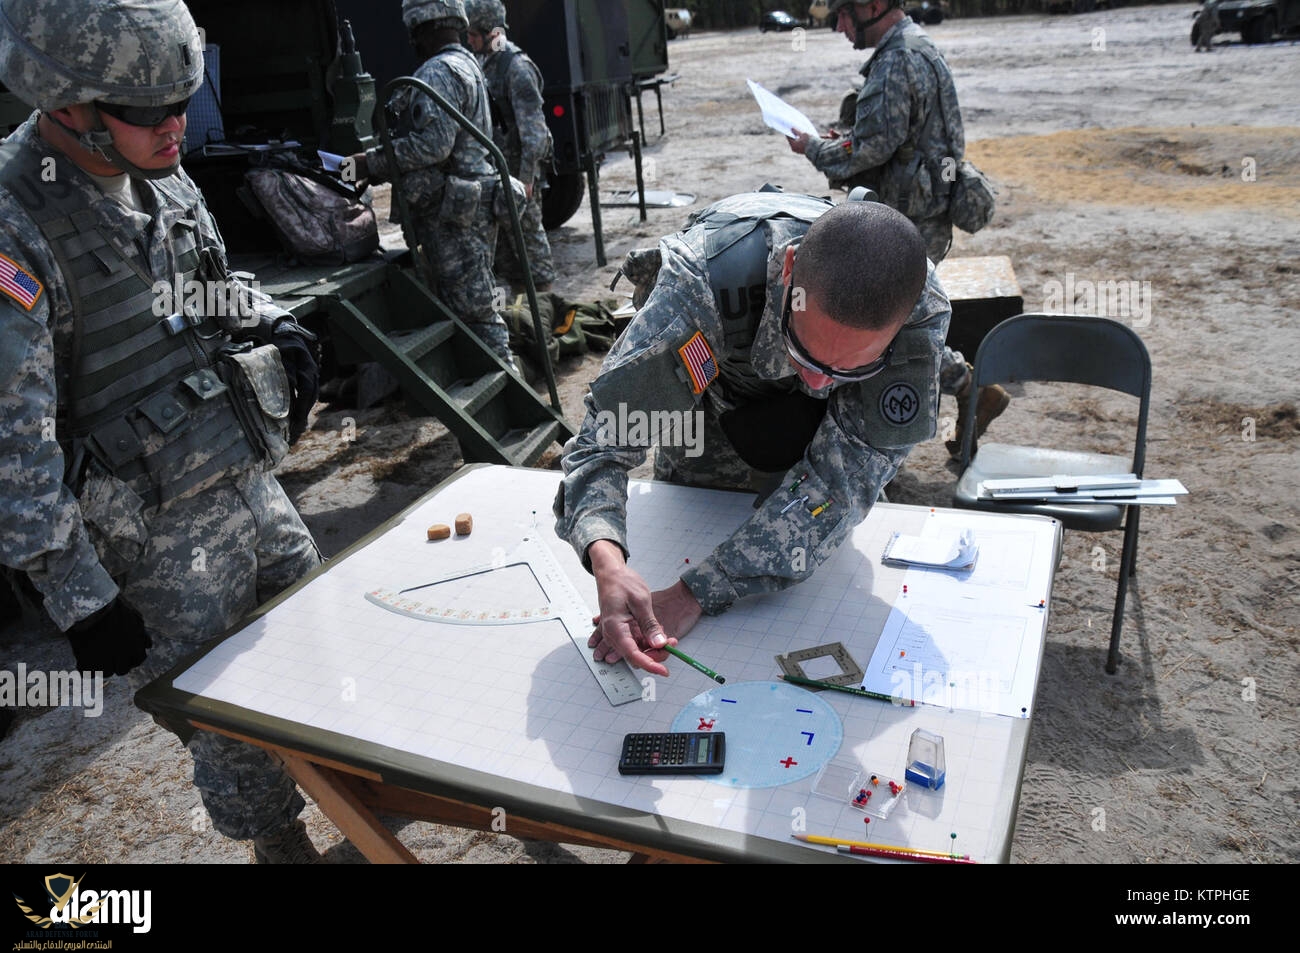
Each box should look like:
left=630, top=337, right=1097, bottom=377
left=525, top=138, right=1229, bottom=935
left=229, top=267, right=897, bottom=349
left=218, top=343, right=292, bottom=469
left=491, top=174, right=529, bottom=226
left=77, top=464, right=149, bottom=579
left=440, top=174, right=483, bottom=227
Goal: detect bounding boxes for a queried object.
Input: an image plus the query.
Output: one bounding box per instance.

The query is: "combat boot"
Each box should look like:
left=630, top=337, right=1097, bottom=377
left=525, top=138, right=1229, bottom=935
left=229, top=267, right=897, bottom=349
left=947, top=381, right=1011, bottom=460
left=252, top=818, right=323, bottom=864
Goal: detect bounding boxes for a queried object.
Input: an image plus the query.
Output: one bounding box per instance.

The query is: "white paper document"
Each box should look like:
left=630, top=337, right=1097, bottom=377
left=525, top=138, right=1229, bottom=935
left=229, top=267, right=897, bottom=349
left=881, top=529, right=978, bottom=570
left=864, top=510, right=1058, bottom=716
left=746, top=79, right=819, bottom=139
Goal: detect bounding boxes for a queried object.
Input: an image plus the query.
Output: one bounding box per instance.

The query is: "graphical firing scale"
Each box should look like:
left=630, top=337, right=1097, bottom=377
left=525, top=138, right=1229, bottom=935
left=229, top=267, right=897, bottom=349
left=364, top=535, right=643, bottom=706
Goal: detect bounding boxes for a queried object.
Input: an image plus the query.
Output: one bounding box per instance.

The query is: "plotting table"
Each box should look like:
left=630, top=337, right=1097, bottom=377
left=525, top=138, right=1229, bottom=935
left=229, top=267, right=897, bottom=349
left=138, top=464, right=1062, bottom=863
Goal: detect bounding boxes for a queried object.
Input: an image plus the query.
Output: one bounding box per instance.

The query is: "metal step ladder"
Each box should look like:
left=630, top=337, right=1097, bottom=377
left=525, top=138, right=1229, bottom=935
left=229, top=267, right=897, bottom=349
left=314, top=262, right=574, bottom=466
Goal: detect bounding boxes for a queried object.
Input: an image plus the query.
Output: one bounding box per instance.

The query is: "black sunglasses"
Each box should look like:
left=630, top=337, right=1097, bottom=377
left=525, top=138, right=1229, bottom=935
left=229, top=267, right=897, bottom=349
left=781, top=283, right=896, bottom=383
left=96, top=97, right=191, bottom=128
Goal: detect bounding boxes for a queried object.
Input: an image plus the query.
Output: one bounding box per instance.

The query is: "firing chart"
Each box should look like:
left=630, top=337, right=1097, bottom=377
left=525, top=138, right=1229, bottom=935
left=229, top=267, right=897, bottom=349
left=669, top=680, right=843, bottom=788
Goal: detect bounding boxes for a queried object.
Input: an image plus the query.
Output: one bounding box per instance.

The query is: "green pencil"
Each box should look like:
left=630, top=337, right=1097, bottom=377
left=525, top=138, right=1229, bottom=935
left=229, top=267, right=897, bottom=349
left=781, top=673, right=914, bottom=706
left=661, top=643, right=725, bottom=684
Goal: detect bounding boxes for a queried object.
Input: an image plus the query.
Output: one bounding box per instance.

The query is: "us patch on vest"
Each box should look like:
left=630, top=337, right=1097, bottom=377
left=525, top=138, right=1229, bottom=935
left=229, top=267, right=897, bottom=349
left=677, top=331, right=718, bottom=395
left=0, top=253, right=42, bottom=311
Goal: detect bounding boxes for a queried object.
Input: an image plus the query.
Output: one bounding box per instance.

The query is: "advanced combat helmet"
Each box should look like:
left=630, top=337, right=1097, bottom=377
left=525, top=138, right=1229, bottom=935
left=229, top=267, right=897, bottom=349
left=827, top=0, right=904, bottom=49
left=0, top=0, right=203, bottom=178
left=464, top=0, right=508, bottom=34
left=402, top=0, right=470, bottom=33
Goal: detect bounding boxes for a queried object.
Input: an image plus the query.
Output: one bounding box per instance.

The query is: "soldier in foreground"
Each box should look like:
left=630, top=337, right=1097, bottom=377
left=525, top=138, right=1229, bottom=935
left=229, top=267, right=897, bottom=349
left=464, top=0, right=558, bottom=293
left=0, top=0, right=324, bottom=862
left=788, top=0, right=1009, bottom=458
left=555, top=193, right=946, bottom=675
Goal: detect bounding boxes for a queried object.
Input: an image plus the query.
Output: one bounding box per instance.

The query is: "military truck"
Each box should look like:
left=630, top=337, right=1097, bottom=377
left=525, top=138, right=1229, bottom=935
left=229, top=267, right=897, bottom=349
left=0, top=0, right=574, bottom=467
left=1196, top=0, right=1300, bottom=44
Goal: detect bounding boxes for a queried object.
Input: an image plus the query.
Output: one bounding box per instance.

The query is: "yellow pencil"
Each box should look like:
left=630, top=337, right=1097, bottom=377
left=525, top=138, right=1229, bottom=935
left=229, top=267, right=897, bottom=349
left=791, top=833, right=972, bottom=860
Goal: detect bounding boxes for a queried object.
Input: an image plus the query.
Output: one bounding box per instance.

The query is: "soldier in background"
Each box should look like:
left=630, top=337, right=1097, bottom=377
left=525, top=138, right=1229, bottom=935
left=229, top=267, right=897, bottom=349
left=464, top=0, right=558, bottom=293
left=1194, top=0, right=1220, bottom=51
left=350, top=0, right=516, bottom=368
left=555, top=195, right=946, bottom=675
left=788, top=0, right=1008, bottom=458
left=0, top=0, right=323, bottom=861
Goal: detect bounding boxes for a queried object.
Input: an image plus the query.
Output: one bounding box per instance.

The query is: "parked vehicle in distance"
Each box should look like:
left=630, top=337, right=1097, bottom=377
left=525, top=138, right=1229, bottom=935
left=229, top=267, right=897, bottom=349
left=761, top=10, right=801, bottom=31
left=906, top=1, right=945, bottom=24
left=665, top=7, right=692, bottom=38
left=1208, top=0, right=1300, bottom=44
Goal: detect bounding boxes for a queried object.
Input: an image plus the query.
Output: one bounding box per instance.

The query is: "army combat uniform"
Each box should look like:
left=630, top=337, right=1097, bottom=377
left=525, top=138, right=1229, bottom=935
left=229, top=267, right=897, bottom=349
left=802, top=18, right=971, bottom=397
left=479, top=37, right=557, bottom=289
left=554, top=192, right=950, bottom=614
left=802, top=18, right=962, bottom=265
left=0, top=115, right=320, bottom=839
left=366, top=42, right=514, bottom=361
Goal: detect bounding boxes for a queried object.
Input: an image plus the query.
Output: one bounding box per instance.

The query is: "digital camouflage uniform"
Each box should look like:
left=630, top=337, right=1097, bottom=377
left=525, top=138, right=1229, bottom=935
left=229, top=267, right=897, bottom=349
left=365, top=43, right=513, bottom=360
left=0, top=114, right=321, bottom=839
left=803, top=17, right=970, bottom=394
left=478, top=37, right=556, bottom=288
left=1194, top=1, right=1220, bottom=50
left=554, top=192, right=950, bottom=614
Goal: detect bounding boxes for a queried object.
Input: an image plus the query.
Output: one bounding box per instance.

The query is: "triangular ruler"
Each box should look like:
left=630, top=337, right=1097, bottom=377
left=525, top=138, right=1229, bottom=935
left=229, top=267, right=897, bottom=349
left=365, top=536, right=642, bottom=706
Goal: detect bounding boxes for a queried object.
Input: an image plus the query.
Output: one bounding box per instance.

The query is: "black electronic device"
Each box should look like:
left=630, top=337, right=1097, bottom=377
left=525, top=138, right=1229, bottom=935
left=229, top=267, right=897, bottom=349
left=618, top=732, right=726, bottom=775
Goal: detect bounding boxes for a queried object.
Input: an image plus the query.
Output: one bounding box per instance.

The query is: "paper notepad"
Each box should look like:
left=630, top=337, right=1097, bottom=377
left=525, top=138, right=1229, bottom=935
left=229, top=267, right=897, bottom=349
left=881, top=529, right=979, bottom=571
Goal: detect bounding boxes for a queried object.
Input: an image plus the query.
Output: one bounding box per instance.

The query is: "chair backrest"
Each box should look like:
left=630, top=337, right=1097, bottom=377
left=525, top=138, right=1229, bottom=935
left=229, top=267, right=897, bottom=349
left=963, top=313, right=1152, bottom=475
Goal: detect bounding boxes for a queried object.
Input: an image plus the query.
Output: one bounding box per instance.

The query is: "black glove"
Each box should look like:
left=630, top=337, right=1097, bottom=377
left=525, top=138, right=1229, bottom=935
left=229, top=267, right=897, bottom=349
left=271, top=318, right=320, bottom=443
left=65, top=598, right=152, bottom=678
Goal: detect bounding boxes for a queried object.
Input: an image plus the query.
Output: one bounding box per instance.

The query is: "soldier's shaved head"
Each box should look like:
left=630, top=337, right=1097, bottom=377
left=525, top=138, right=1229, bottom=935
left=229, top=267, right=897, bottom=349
left=793, top=201, right=927, bottom=331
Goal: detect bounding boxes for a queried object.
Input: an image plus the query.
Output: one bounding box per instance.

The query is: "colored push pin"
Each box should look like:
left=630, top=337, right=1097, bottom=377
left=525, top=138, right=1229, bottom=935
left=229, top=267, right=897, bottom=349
left=950, top=833, right=958, bottom=857
left=863, top=817, right=870, bottom=828
left=899, top=650, right=906, bottom=658
left=870, top=775, right=879, bottom=786
left=902, top=585, right=908, bottom=595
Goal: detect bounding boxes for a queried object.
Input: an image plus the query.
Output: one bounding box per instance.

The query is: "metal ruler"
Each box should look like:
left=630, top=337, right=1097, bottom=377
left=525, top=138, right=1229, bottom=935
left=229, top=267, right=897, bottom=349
left=365, top=536, right=643, bottom=706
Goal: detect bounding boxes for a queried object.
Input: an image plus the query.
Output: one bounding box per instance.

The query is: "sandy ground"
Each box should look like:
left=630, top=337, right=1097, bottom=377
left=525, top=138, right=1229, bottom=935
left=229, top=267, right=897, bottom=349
left=2, top=5, right=1297, bottom=867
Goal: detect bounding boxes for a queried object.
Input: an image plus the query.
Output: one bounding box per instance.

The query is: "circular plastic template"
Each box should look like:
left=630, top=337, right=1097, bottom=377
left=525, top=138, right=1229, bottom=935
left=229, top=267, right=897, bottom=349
left=670, top=680, right=844, bottom=788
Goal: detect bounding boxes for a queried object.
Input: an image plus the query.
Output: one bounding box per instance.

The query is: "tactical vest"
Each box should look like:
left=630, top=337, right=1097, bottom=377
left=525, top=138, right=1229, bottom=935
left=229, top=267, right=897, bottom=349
left=0, top=140, right=262, bottom=512
left=684, top=189, right=836, bottom=399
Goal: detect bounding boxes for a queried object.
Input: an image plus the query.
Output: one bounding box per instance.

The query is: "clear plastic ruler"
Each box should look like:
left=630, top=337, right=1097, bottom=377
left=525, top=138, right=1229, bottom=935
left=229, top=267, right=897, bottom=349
left=365, top=536, right=643, bottom=706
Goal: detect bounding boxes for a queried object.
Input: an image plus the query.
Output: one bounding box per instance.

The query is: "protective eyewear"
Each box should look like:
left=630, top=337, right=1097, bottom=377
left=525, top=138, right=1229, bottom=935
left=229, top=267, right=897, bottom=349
left=781, top=284, right=895, bottom=382
left=96, top=97, right=191, bottom=128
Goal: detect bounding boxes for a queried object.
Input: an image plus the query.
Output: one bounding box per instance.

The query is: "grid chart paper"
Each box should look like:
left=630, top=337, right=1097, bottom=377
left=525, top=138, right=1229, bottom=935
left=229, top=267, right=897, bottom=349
left=172, top=465, right=1057, bottom=863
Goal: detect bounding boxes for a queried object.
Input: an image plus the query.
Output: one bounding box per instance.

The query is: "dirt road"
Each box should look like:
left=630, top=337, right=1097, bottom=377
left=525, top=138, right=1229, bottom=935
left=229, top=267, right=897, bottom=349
left=2, top=4, right=1296, bottom=866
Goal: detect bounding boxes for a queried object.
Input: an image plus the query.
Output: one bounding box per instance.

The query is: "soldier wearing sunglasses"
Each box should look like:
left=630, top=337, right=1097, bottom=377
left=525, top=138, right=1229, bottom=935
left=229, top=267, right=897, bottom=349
left=0, top=0, right=324, bottom=862
left=555, top=192, right=948, bottom=678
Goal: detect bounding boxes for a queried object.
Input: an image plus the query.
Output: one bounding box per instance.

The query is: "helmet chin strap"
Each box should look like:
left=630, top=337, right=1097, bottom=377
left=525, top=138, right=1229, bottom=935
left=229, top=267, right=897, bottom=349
left=848, top=3, right=894, bottom=49
left=45, top=107, right=180, bottom=181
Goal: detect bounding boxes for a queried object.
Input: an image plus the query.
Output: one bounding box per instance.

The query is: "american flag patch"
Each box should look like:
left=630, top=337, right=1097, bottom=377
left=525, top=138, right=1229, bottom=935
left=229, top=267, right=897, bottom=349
left=0, top=253, right=43, bottom=311
left=677, top=331, right=718, bottom=395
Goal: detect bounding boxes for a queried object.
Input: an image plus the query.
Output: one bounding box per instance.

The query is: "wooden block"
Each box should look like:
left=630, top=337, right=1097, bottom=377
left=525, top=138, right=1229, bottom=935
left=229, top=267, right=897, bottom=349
left=426, top=523, right=451, bottom=541
left=935, top=256, right=1024, bottom=360
left=455, top=513, right=473, bottom=536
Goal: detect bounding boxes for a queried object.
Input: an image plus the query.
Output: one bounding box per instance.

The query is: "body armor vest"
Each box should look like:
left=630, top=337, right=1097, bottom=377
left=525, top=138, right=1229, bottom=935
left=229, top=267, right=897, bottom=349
left=685, top=190, right=836, bottom=401
left=0, top=139, right=262, bottom=512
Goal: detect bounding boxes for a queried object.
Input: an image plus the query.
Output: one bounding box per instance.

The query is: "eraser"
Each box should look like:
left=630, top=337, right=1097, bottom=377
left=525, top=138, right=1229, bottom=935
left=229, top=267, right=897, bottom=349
left=455, top=513, right=473, bottom=536
left=426, top=523, right=451, bottom=541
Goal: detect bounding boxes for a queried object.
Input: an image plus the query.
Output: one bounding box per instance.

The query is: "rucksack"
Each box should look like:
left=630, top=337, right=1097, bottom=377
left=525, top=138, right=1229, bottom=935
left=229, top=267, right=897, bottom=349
left=947, top=160, right=996, bottom=234
left=242, top=158, right=379, bottom=265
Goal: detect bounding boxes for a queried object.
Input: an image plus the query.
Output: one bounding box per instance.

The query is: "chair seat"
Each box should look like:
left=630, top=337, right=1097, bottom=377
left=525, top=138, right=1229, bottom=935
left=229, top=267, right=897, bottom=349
left=954, top=443, right=1131, bottom=532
